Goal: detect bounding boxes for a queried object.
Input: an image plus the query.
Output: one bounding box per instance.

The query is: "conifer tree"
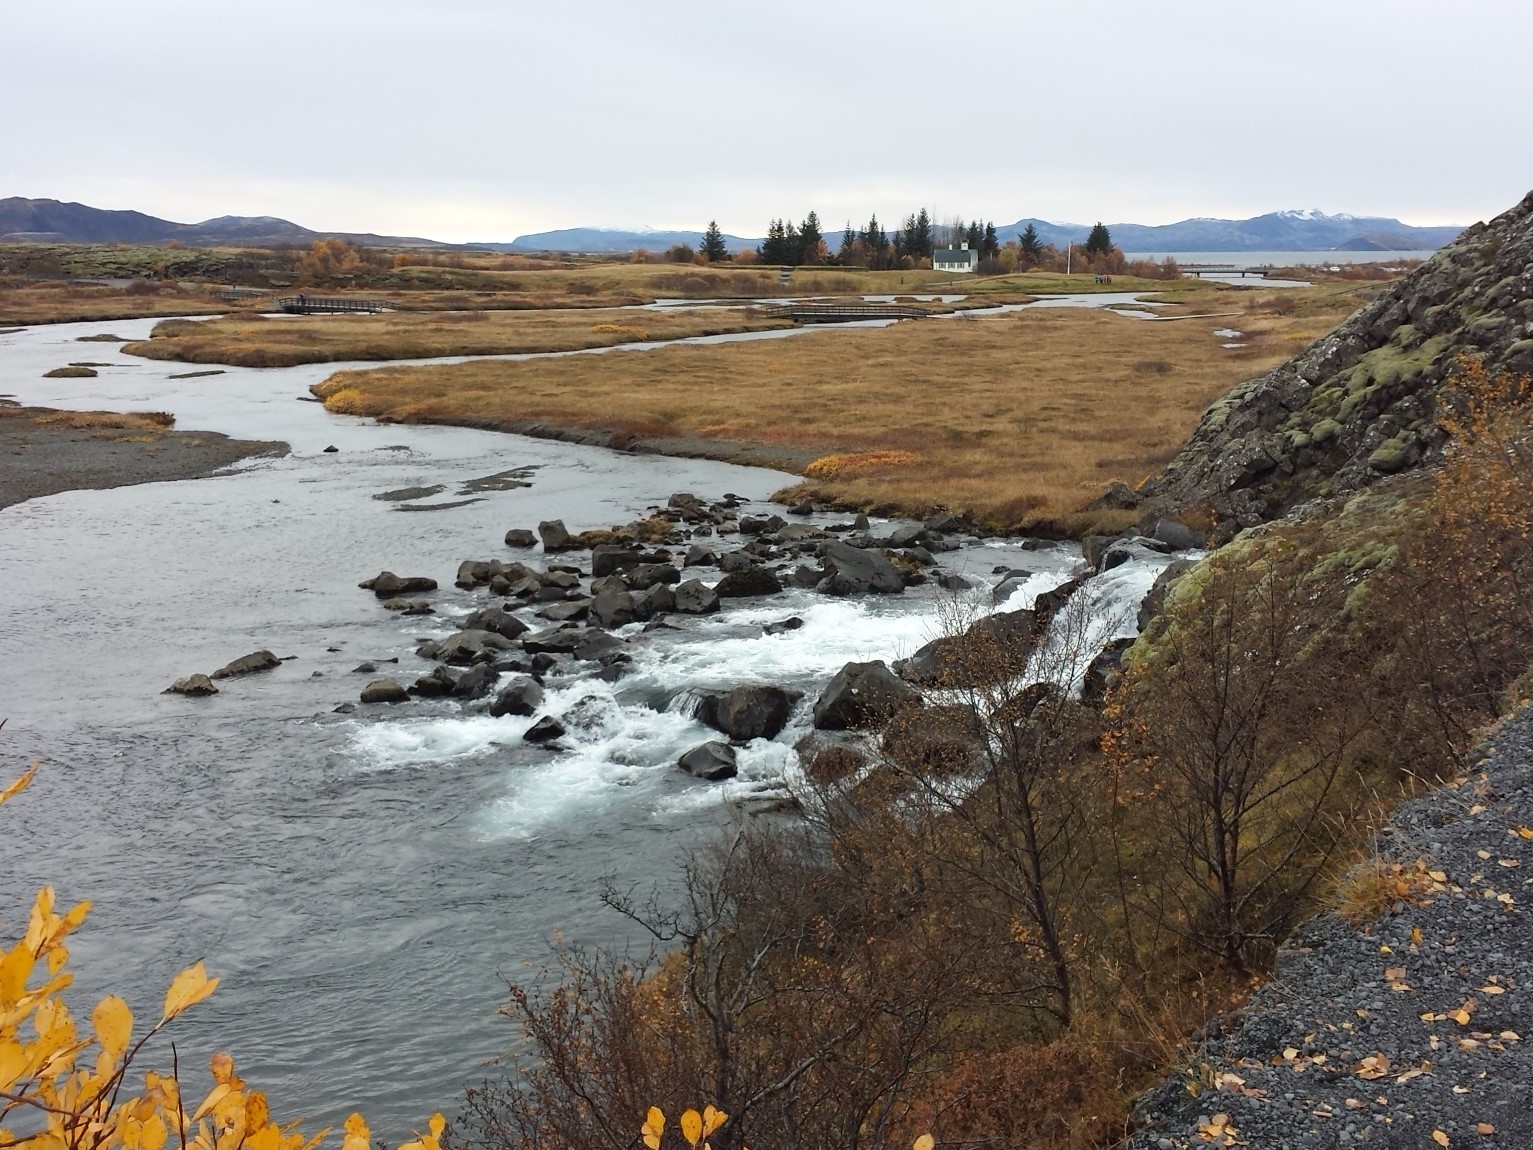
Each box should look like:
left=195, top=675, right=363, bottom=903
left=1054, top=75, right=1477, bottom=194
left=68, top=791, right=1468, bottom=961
left=799, top=211, right=824, bottom=264
left=1084, top=221, right=1113, bottom=256
left=1019, top=222, right=1044, bottom=262
left=701, top=220, right=729, bottom=263
left=981, top=221, right=999, bottom=260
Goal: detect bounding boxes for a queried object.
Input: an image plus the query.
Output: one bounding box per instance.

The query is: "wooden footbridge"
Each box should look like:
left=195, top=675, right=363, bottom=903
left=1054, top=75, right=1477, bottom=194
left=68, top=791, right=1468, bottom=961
left=768, top=302, right=930, bottom=324
left=1179, top=264, right=1278, bottom=278
left=276, top=296, right=388, bottom=315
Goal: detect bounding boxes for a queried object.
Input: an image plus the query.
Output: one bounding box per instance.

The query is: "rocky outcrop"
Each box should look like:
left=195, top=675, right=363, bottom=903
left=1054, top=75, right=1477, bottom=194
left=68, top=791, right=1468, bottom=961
left=360, top=678, right=409, bottom=704
left=816, top=541, right=906, bottom=596
left=360, top=571, right=437, bottom=598
left=1142, top=189, right=1533, bottom=539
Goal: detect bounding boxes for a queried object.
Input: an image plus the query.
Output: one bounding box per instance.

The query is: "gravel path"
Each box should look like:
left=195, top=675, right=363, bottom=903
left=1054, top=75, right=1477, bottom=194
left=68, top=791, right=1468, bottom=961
left=1126, top=709, right=1533, bottom=1149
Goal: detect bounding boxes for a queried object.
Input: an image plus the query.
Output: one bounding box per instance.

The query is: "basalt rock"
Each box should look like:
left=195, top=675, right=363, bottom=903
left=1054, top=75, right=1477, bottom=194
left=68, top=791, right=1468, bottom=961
left=462, top=606, right=531, bottom=640
left=522, top=715, right=566, bottom=743
left=1140, top=189, right=1533, bottom=539
left=165, top=674, right=218, bottom=696
left=211, top=650, right=280, bottom=679
left=490, top=677, right=544, bottom=717
left=714, top=568, right=783, bottom=598
left=504, top=528, right=538, bottom=548
left=816, top=540, right=905, bottom=596
left=695, top=685, right=802, bottom=742
left=362, top=571, right=437, bottom=598
left=678, top=741, right=738, bottom=781
left=673, top=579, right=720, bottom=614
left=538, top=519, right=575, bottom=552
left=813, top=661, right=922, bottom=730
left=360, top=678, right=409, bottom=704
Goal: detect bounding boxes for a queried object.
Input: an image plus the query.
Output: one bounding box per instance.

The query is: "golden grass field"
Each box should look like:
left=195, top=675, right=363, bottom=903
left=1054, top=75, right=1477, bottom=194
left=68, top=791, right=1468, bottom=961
left=312, top=282, right=1378, bottom=532
left=120, top=306, right=797, bottom=367
left=0, top=282, right=228, bottom=326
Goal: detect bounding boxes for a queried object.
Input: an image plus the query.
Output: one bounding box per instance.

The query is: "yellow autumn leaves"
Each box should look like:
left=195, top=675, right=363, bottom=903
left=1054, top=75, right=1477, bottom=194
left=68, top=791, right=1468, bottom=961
left=641, top=1104, right=727, bottom=1150
left=1, top=765, right=439, bottom=1150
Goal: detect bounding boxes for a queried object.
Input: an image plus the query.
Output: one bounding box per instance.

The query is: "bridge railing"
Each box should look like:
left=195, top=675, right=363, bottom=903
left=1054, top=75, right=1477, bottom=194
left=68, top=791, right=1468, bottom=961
left=275, top=296, right=388, bottom=314
left=766, top=302, right=931, bottom=323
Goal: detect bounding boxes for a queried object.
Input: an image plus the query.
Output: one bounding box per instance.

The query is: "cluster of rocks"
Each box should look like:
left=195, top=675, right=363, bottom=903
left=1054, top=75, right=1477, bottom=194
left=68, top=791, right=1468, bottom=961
left=164, top=649, right=284, bottom=696
left=346, top=491, right=1205, bottom=785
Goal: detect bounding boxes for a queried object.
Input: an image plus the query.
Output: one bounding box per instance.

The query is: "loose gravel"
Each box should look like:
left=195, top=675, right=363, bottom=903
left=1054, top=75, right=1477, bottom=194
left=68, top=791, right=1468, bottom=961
left=1126, top=708, right=1533, bottom=1149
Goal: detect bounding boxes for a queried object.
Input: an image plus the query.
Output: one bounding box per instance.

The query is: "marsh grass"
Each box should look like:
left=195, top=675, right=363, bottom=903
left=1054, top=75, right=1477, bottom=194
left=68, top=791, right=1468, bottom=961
left=0, top=405, right=174, bottom=431
left=121, top=307, right=796, bottom=367
left=312, top=287, right=1366, bottom=531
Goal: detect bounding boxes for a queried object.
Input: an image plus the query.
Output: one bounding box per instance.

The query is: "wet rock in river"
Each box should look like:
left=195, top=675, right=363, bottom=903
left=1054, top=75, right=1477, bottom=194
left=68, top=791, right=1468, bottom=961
left=714, top=568, right=783, bottom=598
left=211, top=649, right=280, bottom=679
left=362, top=571, right=438, bottom=598
left=523, top=715, right=565, bottom=743
left=812, top=661, right=921, bottom=730
left=503, top=528, right=538, bottom=548
left=673, top=578, right=720, bottom=614
left=165, top=674, right=218, bottom=697
left=538, top=519, right=575, bottom=552
left=816, top=540, right=905, bottom=596
left=590, top=588, right=638, bottom=628
left=461, top=606, right=530, bottom=640
left=678, top=741, right=738, bottom=781
left=695, top=685, right=802, bottom=742
left=360, top=678, right=409, bottom=704
left=490, top=677, right=544, bottom=717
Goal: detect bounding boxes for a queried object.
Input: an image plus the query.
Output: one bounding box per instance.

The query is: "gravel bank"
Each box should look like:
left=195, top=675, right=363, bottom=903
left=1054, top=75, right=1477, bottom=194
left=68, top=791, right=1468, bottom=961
left=0, top=404, right=287, bottom=510
left=1127, top=708, right=1533, bottom=1149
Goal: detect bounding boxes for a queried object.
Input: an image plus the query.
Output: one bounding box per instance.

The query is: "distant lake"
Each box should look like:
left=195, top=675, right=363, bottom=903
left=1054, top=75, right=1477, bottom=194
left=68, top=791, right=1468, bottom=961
left=1125, top=250, right=1433, bottom=268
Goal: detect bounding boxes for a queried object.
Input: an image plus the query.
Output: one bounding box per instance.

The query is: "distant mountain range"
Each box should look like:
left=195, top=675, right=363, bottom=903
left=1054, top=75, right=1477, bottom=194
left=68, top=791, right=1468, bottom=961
left=996, top=210, right=1465, bottom=254
left=505, top=211, right=1464, bottom=254
left=0, top=196, right=1466, bottom=255
left=0, top=197, right=447, bottom=249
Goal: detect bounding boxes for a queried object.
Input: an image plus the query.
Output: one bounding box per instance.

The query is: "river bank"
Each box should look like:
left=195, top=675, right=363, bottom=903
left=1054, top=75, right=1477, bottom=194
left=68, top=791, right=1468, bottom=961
left=0, top=401, right=286, bottom=510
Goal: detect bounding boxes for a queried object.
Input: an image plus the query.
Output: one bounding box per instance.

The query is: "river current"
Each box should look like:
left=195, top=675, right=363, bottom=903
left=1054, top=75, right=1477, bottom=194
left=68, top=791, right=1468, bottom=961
left=0, top=315, right=1178, bottom=1135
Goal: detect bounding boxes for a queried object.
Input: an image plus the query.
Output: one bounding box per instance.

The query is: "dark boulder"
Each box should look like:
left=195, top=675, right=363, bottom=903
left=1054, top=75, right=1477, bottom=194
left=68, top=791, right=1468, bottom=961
left=1034, top=576, right=1088, bottom=629
left=764, top=616, right=803, bottom=636
left=362, top=571, right=437, bottom=598
left=211, top=650, right=280, bottom=680
left=574, top=631, right=626, bottom=662
left=538, top=519, right=574, bottom=552
left=717, top=550, right=755, bottom=573
left=430, top=629, right=519, bottom=665
left=695, top=685, right=802, bottom=742
left=538, top=599, right=592, bottom=623
left=164, top=674, right=218, bottom=697
left=678, top=741, right=738, bottom=781
left=462, top=606, right=530, bottom=640
left=490, top=677, right=545, bottom=717
left=453, top=663, right=500, bottom=699
left=817, top=540, right=905, bottom=596
left=714, top=568, right=783, bottom=598
left=1080, top=638, right=1136, bottom=707
left=1150, top=518, right=1206, bottom=551
left=812, top=661, right=922, bottom=730
left=521, top=626, right=585, bottom=655
left=673, top=579, right=720, bottom=614
left=523, top=715, right=566, bottom=743
left=685, top=543, right=718, bottom=567
left=504, top=528, right=538, bottom=548
left=1138, top=558, right=1198, bottom=631
left=634, top=583, right=676, bottom=618
left=624, top=562, right=680, bottom=590
left=410, top=666, right=458, bottom=697
left=360, top=678, right=409, bottom=704
left=591, top=544, right=644, bottom=577
left=590, top=588, right=639, bottom=628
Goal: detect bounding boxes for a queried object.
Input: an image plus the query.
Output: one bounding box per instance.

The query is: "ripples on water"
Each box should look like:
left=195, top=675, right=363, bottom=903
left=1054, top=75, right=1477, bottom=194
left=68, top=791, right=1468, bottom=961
left=0, top=318, right=1177, bottom=1135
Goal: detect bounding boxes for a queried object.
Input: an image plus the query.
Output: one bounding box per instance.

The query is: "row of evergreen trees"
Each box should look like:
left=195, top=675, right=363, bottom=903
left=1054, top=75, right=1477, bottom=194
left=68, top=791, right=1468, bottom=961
left=696, top=212, right=1115, bottom=268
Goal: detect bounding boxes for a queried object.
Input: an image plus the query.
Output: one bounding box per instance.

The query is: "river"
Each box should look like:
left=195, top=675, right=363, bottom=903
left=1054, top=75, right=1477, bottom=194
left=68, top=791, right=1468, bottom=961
left=0, top=314, right=1179, bottom=1135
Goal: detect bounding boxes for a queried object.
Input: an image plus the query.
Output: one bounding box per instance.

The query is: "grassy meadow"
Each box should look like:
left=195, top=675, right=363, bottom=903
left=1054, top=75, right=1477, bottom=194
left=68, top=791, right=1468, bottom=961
left=313, top=282, right=1375, bottom=532
left=120, top=307, right=796, bottom=367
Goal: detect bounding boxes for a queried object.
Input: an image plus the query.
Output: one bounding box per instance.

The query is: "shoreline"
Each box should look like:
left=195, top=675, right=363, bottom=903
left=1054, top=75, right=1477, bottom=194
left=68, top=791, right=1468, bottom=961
left=0, top=403, right=289, bottom=510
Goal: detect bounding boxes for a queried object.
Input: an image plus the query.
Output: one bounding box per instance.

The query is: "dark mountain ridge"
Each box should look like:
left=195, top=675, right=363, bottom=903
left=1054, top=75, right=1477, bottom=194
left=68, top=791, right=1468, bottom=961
left=0, top=197, right=447, bottom=249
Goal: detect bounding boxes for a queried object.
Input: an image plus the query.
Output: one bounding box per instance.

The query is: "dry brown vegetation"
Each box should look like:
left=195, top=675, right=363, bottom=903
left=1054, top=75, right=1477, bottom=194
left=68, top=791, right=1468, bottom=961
left=0, top=281, right=227, bottom=325
left=468, top=362, right=1533, bottom=1150
left=0, top=404, right=174, bottom=431
left=312, top=286, right=1371, bottom=532
left=120, top=307, right=796, bottom=368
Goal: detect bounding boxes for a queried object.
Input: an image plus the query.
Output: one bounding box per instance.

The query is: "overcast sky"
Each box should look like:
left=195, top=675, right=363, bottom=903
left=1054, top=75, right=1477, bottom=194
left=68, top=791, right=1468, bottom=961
left=5, top=0, right=1531, bottom=242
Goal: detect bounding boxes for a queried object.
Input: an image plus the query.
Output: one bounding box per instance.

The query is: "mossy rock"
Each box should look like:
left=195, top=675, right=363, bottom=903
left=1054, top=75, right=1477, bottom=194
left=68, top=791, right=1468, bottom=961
left=43, top=365, right=97, bottom=378
left=1311, top=418, right=1342, bottom=445
left=1367, top=435, right=1415, bottom=474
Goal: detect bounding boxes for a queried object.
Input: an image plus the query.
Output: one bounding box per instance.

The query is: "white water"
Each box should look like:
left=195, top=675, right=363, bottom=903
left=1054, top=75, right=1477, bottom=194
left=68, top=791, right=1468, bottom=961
left=0, top=312, right=1184, bottom=1134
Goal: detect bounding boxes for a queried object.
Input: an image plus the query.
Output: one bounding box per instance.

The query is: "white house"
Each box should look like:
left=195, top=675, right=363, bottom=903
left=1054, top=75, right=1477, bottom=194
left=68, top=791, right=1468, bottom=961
left=933, top=243, right=979, bottom=273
